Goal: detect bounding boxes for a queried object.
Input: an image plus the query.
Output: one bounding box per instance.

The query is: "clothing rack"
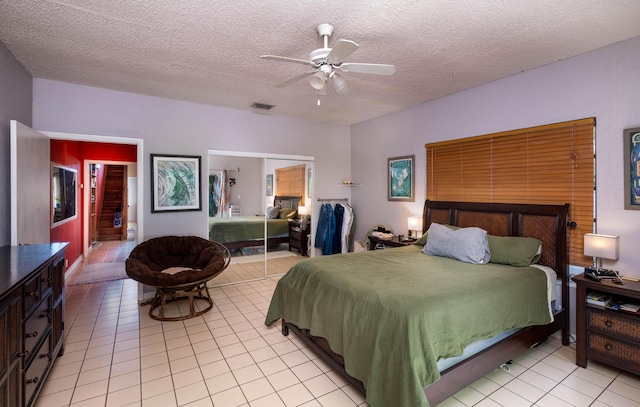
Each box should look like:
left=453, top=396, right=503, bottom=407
left=317, top=198, right=349, bottom=202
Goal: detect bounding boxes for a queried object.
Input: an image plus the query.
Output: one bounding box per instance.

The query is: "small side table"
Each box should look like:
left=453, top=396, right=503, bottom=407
left=368, top=235, right=416, bottom=250
left=573, top=273, right=640, bottom=375
left=288, top=220, right=310, bottom=256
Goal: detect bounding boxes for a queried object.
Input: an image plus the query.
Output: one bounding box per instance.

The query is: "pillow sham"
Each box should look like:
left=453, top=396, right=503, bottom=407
left=487, top=235, right=542, bottom=266
left=279, top=207, right=296, bottom=219
left=267, top=206, right=280, bottom=219
left=422, top=223, right=491, bottom=264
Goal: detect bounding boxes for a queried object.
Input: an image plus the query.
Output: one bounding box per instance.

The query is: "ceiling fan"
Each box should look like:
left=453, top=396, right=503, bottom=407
left=261, top=23, right=395, bottom=97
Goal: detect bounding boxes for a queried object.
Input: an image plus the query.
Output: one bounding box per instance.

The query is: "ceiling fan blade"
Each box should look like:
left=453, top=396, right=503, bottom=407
left=326, top=40, right=359, bottom=63
left=340, top=62, right=396, bottom=75
left=275, top=70, right=318, bottom=88
left=261, top=55, right=316, bottom=67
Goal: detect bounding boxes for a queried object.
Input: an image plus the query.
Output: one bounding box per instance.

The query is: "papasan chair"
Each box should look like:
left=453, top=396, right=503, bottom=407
left=125, top=236, right=230, bottom=321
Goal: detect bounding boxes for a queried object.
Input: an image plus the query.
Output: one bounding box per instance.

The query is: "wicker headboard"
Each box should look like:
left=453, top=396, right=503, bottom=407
left=423, top=200, right=569, bottom=275
left=274, top=195, right=302, bottom=210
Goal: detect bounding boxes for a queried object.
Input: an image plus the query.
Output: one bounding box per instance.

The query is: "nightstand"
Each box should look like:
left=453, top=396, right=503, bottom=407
left=368, top=235, right=416, bottom=250
left=288, top=220, right=310, bottom=256
left=573, top=273, right=640, bottom=375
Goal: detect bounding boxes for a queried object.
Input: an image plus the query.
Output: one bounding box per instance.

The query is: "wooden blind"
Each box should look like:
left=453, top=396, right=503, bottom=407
left=275, top=164, right=306, bottom=205
left=426, top=118, right=595, bottom=266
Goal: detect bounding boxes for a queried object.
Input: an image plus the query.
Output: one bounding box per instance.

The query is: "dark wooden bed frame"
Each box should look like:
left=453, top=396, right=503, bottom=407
left=217, top=195, right=302, bottom=251
left=282, top=200, right=571, bottom=406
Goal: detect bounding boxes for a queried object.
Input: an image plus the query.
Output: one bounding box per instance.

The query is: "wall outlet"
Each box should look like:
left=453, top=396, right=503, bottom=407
left=65, top=259, right=69, bottom=267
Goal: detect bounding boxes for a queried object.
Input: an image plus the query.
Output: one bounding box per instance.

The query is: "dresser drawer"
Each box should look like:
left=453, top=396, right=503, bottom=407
left=587, top=332, right=640, bottom=367
left=24, top=333, right=51, bottom=406
left=24, top=294, right=51, bottom=361
left=39, top=265, right=52, bottom=295
left=23, top=273, right=43, bottom=315
left=587, top=308, right=640, bottom=342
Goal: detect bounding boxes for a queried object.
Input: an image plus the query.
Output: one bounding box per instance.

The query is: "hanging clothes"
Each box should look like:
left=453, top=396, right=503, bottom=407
left=322, top=204, right=336, bottom=255
left=218, top=170, right=230, bottom=217
left=315, top=203, right=330, bottom=249
left=315, top=200, right=356, bottom=255
left=332, top=204, right=344, bottom=254
left=340, top=203, right=354, bottom=253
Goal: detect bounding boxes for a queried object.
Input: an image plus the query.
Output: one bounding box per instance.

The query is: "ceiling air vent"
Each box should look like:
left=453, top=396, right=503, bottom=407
left=251, top=102, right=274, bottom=110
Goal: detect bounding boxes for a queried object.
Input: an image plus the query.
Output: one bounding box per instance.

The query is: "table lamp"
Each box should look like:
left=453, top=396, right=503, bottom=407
left=407, top=216, right=422, bottom=239
left=297, top=205, right=308, bottom=219
left=583, top=233, right=619, bottom=268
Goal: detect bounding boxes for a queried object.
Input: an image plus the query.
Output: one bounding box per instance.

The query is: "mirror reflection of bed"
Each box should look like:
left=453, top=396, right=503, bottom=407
left=207, top=153, right=312, bottom=285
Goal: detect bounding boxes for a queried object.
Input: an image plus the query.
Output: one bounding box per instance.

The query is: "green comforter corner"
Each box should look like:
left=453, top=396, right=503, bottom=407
left=265, top=245, right=552, bottom=407
left=208, top=216, right=289, bottom=243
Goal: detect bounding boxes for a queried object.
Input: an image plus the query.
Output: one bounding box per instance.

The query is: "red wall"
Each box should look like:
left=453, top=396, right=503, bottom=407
left=50, top=140, right=82, bottom=268
left=50, top=140, right=137, bottom=272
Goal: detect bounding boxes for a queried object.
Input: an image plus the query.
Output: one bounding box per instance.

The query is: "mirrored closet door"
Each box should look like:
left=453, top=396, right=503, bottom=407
left=207, top=151, right=313, bottom=285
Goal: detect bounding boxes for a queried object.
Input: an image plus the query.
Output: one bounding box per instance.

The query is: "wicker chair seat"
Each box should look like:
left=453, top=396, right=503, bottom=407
left=126, top=236, right=230, bottom=321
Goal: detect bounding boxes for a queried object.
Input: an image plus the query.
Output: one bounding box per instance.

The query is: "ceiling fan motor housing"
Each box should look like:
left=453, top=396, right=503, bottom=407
left=310, top=48, right=331, bottom=64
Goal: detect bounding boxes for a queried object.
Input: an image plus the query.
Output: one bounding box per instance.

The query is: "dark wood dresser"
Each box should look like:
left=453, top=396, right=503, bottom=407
left=0, top=243, right=67, bottom=407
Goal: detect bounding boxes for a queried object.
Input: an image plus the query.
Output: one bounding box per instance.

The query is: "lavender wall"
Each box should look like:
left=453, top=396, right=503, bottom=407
left=351, top=36, right=640, bottom=277
left=0, top=43, right=33, bottom=246
left=32, top=80, right=351, bottom=241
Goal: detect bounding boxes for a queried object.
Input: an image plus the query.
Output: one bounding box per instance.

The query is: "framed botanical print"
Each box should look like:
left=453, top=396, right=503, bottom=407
left=388, top=155, right=415, bottom=202
left=151, top=154, right=202, bottom=212
left=624, top=127, right=640, bottom=210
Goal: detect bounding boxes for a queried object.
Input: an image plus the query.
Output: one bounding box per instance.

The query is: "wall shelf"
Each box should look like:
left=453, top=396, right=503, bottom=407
left=337, top=183, right=361, bottom=187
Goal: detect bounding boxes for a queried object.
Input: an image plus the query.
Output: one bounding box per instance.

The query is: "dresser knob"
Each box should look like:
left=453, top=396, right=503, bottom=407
left=28, top=290, right=40, bottom=297
left=18, top=350, right=29, bottom=358
left=605, top=344, right=613, bottom=351
left=26, top=376, right=39, bottom=384
left=25, top=331, right=38, bottom=338
left=605, top=320, right=613, bottom=328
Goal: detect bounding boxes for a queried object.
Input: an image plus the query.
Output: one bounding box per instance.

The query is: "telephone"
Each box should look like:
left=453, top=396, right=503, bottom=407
left=584, top=266, right=623, bottom=284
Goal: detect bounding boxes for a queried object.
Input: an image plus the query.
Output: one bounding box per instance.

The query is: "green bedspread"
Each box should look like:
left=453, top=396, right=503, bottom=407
left=265, top=245, right=552, bottom=407
left=208, top=216, right=289, bottom=243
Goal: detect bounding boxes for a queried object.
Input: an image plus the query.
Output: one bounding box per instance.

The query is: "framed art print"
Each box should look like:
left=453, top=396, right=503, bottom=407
left=388, top=155, right=415, bottom=201
left=151, top=154, right=202, bottom=212
left=624, top=127, right=640, bottom=210
left=266, top=174, right=273, bottom=196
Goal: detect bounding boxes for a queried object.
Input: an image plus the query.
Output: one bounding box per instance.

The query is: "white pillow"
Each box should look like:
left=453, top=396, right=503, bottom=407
left=422, top=223, right=491, bottom=264
left=267, top=206, right=280, bottom=219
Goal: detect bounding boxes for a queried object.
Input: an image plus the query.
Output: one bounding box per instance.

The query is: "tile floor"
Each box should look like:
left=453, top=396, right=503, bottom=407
left=35, top=244, right=640, bottom=407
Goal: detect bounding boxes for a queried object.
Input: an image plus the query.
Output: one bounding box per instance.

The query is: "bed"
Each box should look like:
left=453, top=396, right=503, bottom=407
left=208, top=195, right=301, bottom=250
left=265, top=200, right=570, bottom=407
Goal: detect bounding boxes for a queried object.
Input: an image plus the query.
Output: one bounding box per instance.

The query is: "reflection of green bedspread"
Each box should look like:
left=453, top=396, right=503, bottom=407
left=208, top=216, right=289, bottom=243
left=265, top=245, right=552, bottom=407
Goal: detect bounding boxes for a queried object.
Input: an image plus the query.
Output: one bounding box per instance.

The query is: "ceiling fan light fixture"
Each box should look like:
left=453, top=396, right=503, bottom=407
left=329, top=71, right=349, bottom=94
left=309, top=71, right=326, bottom=90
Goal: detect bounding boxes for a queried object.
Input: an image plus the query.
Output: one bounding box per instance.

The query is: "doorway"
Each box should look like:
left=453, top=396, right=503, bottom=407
left=44, top=131, right=144, bottom=288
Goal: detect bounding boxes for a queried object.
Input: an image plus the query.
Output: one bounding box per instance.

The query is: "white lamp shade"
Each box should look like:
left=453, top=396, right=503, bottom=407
left=329, top=72, right=349, bottom=94
left=309, top=72, right=326, bottom=90
left=297, top=206, right=307, bottom=216
left=584, top=233, right=619, bottom=260
left=407, top=216, right=422, bottom=232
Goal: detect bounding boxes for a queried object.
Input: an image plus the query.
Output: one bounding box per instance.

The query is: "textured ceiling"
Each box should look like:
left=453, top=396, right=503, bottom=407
left=2, top=1, right=640, bottom=125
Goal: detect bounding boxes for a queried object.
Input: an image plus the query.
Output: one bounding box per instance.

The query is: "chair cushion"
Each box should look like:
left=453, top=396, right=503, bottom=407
left=125, top=236, right=229, bottom=287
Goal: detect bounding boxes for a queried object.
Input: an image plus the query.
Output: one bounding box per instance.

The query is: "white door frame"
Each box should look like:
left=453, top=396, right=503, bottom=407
left=44, top=131, right=144, bottom=298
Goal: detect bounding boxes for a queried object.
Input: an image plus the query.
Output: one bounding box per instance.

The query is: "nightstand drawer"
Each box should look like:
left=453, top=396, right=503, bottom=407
left=587, top=332, right=640, bottom=366
left=587, top=308, right=640, bottom=342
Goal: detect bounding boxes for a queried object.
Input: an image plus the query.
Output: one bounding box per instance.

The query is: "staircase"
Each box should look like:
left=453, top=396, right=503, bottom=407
left=98, top=165, right=125, bottom=241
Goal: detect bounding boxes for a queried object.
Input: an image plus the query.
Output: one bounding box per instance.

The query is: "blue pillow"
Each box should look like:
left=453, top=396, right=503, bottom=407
left=422, top=223, right=491, bottom=264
